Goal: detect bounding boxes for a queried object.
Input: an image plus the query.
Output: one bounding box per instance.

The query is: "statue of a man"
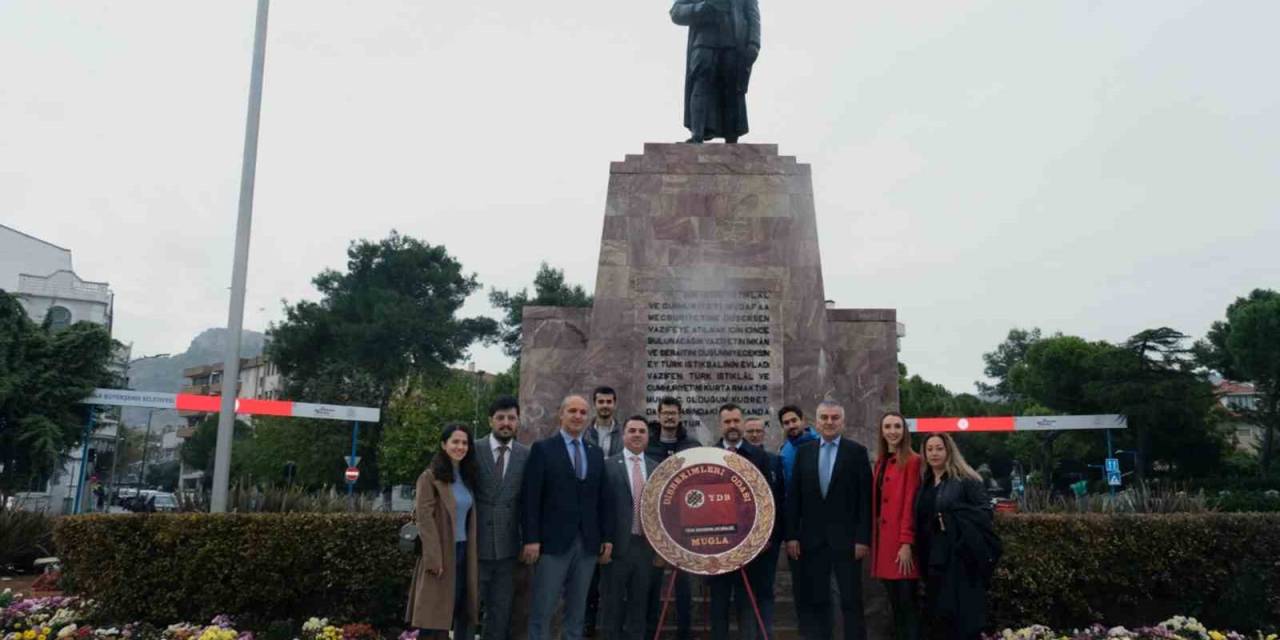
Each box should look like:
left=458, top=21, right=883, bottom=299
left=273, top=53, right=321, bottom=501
left=671, top=0, right=761, bottom=144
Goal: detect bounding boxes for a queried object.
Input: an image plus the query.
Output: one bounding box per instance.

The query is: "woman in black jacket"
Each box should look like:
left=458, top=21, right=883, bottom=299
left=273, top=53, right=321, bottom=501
left=915, top=433, right=1000, bottom=640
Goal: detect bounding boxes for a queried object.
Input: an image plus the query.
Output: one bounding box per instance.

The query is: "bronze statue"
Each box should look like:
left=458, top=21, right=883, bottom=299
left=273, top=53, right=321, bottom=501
left=671, top=0, right=761, bottom=144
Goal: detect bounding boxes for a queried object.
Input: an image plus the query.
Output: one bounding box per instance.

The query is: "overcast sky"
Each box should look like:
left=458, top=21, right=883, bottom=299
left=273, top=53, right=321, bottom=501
left=3, top=1, right=1277, bottom=395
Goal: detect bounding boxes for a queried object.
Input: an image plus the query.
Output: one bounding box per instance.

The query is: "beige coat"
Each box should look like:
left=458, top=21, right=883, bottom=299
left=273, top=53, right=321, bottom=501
left=405, top=469, right=479, bottom=630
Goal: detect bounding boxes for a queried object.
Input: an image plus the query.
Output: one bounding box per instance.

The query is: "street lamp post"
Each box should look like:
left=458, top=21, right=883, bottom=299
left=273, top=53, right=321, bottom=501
left=211, top=0, right=271, bottom=513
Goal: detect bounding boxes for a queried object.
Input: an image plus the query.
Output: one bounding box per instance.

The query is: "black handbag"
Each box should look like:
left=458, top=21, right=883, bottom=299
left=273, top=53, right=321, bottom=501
left=399, top=520, right=421, bottom=555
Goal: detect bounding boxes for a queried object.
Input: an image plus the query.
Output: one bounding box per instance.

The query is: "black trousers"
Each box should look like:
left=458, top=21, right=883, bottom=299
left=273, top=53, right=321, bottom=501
left=688, top=46, right=745, bottom=141
left=603, top=536, right=658, bottom=640
left=647, top=568, right=692, bottom=639
left=422, top=542, right=471, bottom=640
left=795, top=546, right=866, bottom=640
left=882, top=579, right=921, bottom=640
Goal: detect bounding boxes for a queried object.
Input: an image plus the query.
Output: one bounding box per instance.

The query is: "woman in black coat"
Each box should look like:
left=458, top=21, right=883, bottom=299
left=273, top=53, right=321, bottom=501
left=915, top=433, right=1000, bottom=640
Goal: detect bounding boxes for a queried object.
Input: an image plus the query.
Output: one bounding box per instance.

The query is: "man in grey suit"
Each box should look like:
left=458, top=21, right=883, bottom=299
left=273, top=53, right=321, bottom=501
left=476, top=395, right=531, bottom=640
left=601, top=416, right=662, bottom=640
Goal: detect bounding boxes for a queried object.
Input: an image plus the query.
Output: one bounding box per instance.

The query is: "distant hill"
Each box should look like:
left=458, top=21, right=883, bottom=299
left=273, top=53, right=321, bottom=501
left=121, top=328, right=266, bottom=427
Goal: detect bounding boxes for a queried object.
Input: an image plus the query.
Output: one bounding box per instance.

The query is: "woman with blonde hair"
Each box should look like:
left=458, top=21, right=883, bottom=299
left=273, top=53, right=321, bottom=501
left=870, top=411, right=923, bottom=640
left=914, top=433, right=1000, bottom=640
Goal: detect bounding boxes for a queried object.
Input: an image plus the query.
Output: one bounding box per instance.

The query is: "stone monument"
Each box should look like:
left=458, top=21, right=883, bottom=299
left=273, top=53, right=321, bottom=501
left=518, top=143, right=900, bottom=448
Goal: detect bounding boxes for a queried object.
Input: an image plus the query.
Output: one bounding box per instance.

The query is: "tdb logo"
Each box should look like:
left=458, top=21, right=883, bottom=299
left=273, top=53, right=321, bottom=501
left=685, top=489, right=705, bottom=509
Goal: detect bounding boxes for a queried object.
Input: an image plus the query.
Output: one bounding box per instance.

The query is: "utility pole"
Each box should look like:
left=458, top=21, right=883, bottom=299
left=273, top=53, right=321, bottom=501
left=140, top=409, right=155, bottom=489
left=211, top=0, right=271, bottom=513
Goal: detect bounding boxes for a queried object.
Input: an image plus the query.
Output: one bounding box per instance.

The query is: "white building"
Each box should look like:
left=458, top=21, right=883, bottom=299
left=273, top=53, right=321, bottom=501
left=1216, top=380, right=1264, bottom=452
left=0, top=224, right=73, bottom=291
left=1, top=223, right=120, bottom=513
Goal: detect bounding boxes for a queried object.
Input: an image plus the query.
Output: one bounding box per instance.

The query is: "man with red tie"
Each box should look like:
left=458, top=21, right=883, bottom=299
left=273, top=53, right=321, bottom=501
left=601, top=416, right=662, bottom=640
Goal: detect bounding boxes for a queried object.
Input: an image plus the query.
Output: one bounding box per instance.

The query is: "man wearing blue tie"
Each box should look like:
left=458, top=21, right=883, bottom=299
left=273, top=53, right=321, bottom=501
left=521, top=395, right=615, bottom=640
left=784, top=400, right=872, bottom=640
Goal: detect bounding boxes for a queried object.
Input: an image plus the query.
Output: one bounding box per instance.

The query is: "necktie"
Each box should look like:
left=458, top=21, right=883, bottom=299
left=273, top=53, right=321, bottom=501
left=496, top=444, right=509, bottom=480
left=572, top=439, right=584, bottom=480
left=820, top=441, right=835, bottom=498
left=629, top=456, right=645, bottom=535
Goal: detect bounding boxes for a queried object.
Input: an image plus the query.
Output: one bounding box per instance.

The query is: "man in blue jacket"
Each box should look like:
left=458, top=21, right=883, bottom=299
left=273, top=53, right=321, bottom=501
left=521, top=395, right=615, bottom=640
left=777, top=404, right=818, bottom=487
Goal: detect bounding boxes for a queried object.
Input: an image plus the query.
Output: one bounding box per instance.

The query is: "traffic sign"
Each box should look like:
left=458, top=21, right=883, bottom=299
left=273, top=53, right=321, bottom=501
left=344, top=466, right=360, bottom=483
left=1105, top=457, right=1122, bottom=487
left=344, top=455, right=362, bottom=468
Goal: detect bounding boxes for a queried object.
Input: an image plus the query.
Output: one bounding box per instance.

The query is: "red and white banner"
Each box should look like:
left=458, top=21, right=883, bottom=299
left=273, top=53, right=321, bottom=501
left=83, top=388, right=381, bottom=423
left=907, top=414, right=1125, bottom=432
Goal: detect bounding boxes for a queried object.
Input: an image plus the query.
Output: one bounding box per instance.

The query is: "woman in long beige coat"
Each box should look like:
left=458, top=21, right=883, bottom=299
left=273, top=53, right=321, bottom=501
left=406, top=423, right=480, bottom=638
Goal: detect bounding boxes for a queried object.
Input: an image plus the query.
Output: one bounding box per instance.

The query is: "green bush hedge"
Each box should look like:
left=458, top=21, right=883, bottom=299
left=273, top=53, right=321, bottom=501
left=990, top=513, right=1280, bottom=631
left=55, top=513, right=413, bottom=629
left=55, top=513, right=1279, bottom=632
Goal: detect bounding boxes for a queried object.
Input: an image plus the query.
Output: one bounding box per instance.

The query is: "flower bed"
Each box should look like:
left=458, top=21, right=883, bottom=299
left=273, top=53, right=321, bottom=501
left=6, top=589, right=1277, bottom=640
left=991, top=618, right=1280, bottom=640
left=0, top=593, right=392, bottom=640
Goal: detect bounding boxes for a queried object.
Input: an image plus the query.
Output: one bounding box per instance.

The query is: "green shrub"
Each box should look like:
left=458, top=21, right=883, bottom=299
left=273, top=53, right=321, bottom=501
left=55, top=513, right=412, bottom=629
left=0, top=507, right=55, bottom=570
left=1211, top=490, right=1280, bottom=512
left=55, top=513, right=1280, bottom=633
left=991, top=514, right=1280, bottom=632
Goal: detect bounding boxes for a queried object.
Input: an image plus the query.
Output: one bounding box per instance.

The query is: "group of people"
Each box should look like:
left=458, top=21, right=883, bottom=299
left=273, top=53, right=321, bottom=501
left=404, top=388, right=1000, bottom=640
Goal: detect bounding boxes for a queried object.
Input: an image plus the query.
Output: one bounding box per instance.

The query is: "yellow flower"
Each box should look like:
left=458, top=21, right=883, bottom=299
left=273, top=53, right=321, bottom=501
left=24, top=631, right=37, bottom=640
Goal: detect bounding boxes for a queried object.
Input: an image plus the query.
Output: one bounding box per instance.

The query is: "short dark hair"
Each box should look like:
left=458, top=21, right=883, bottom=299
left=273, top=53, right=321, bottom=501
left=593, top=386, right=617, bottom=402
left=718, top=402, right=742, bottom=416
left=488, top=395, right=519, bottom=417
left=659, top=396, right=682, bottom=412
left=624, top=414, right=648, bottom=429
left=778, top=404, right=804, bottom=422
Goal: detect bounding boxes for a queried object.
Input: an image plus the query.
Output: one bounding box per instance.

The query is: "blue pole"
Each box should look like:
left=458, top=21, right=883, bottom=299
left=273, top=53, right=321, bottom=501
left=1105, top=429, right=1114, bottom=497
left=347, top=420, right=360, bottom=496
left=72, top=409, right=95, bottom=514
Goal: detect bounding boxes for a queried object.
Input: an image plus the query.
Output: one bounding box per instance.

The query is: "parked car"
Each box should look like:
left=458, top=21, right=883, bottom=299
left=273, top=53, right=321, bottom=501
left=144, top=491, right=178, bottom=512
left=3, top=491, right=53, bottom=513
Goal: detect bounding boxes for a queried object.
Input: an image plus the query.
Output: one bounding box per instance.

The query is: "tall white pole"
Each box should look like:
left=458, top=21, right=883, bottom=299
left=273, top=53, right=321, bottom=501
left=211, top=0, right=270, bottom=513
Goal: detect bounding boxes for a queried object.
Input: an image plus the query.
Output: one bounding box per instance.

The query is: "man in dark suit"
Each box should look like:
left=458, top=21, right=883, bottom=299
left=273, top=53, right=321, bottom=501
left=522, top=395, right=615, bottom=640
left=601, top=416, right=662, bottom=640
left=476, top=396, right=531, bottom=640
left=785, top=400, right=872, bottom=640
left=707, top=403, right=772, bottom=640
left=742, top=415, right=785, bottom=639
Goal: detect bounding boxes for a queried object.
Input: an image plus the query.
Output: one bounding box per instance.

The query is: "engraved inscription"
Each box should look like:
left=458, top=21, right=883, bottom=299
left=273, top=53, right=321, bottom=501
left=643, top=291, right=781, bottom=432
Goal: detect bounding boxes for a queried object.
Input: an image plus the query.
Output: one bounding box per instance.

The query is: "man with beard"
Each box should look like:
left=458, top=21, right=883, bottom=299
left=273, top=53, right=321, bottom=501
left=778, top=404, right=818, bottom=487
left=586, top=386, right=625, bottom=458
left=644, top=396, right=698, bottom=640
left=706, top=403, right=772, bottom=640
left=584, top=386, right=624, bottom=636
left=475, top=396, right=532, bottom=640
